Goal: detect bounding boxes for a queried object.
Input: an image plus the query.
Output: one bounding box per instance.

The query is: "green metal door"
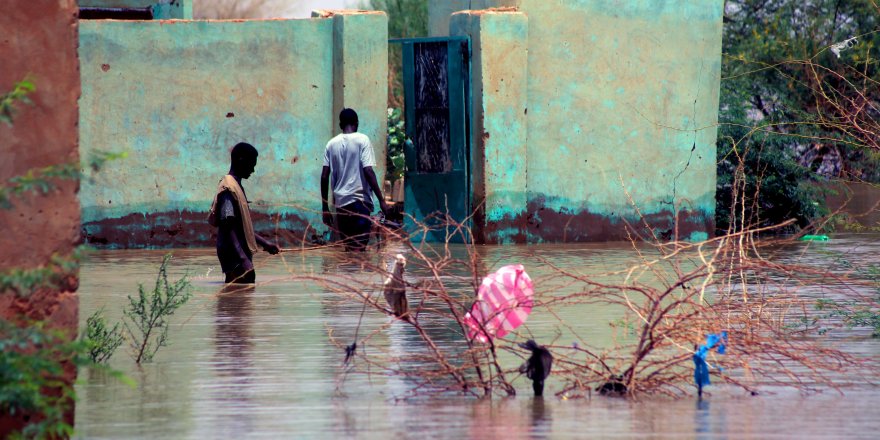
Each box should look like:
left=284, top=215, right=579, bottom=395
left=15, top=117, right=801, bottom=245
left=397, top=36, right=471, bottom=243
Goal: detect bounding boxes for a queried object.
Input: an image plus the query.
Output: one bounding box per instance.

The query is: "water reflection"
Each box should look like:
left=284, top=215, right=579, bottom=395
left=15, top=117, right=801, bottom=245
left=210, top=284, right=255, bottom=436
left=469, top=399, right=527, bottom=438
left=695, top=398, right=711, bottom=437
left=529, top=398, right=552, bottom=438
left=74, top=240, right=880, bottom=438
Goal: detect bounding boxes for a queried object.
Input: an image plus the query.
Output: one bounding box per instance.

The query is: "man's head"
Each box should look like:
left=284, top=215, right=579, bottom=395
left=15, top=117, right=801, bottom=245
left=339, top=108, right=359, bottom=132
left=230, top=142, right=258, bottom=179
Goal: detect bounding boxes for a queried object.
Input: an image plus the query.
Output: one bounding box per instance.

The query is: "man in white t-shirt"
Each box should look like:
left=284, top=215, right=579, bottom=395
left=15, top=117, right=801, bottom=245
left=321, top=108, right=389, bottom=251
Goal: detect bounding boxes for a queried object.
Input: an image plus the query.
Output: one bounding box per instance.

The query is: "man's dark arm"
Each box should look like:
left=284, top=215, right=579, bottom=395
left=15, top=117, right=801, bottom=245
left=255, top=233, right=279, bottom=254
left=363, top=166, right=389, bottom=215
left=321, top=166, right=333, bottom=226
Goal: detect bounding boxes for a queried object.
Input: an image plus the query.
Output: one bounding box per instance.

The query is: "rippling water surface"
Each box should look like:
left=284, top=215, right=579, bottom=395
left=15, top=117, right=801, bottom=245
left=75, top=235, right=880, bottom=438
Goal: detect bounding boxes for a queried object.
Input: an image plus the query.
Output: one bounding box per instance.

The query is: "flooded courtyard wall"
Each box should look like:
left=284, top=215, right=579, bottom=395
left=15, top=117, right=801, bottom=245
left=0, top=0, right=80, bottom=433
left=434, top=1, right=723, bottom=243
left=78, top=13, right=387, bottom=248
left=450, top=11, right=530, bottom=244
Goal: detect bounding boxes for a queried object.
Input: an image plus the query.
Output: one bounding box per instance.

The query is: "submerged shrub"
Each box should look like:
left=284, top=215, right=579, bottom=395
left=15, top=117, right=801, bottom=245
left=123, top=254, right=192, bottom=364
left=83, top=308, right=124, bottom=364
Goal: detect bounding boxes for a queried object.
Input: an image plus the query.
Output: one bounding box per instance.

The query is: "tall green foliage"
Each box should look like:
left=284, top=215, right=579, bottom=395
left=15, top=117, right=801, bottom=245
left=367, top=0, right=427, bottom=39
left=716, top=71, right=829, bottom=232
left=366, top=0, right=428, bottom=104
left=718, top=1, right=880, bottom=231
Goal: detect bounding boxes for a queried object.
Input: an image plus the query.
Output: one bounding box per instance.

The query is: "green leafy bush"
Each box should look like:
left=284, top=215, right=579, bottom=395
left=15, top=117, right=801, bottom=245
left=123, top=254, right=192, bottom=364
left=0, top=320, right=84, bottom=439
left=83, top=308, right=124, bottom=364
left=716, top=125, right=830, bottom=233
left=387, top=107, right=406, bottom=183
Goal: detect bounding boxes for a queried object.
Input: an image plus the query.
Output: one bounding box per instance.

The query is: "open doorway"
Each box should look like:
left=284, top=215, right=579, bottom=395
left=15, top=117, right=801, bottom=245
left=389, top=36, right=472, bottom=243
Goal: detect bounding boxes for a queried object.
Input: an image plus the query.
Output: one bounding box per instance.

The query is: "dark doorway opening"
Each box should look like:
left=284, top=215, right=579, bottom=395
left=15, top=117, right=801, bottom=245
left=79, top=7, right=154, bottom=20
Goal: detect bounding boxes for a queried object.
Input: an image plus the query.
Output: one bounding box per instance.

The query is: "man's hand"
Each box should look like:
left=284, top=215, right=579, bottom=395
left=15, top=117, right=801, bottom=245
left=322, top=209, right=334, bottom=227
left=263, top=243, right=280, bottom=255
left=379, top=200, right=390, bottom=217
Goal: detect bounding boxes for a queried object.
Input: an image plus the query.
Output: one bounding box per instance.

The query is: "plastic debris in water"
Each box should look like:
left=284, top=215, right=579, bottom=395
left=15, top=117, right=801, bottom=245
left=464, top=264, right=534, bottom=342
left=799, top=234, right=829, bottom=241
left=830, top=37, right=858, bottom=58
left=693, top=331, right=728, bottom=398
left=382, top=254, right=408, bottom=318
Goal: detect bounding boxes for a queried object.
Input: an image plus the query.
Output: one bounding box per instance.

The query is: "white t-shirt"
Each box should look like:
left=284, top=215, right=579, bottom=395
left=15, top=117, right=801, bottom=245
left=323, top=132, right=376, bottom=210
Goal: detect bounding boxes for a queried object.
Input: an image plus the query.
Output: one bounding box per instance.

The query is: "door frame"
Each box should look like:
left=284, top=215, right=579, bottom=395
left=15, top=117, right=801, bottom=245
left=389, top=35, right=474, bottom=243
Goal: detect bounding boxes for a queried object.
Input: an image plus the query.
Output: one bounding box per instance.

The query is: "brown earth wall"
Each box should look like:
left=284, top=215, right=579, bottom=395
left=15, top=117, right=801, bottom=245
left=0, top=0, right=80, bottom=434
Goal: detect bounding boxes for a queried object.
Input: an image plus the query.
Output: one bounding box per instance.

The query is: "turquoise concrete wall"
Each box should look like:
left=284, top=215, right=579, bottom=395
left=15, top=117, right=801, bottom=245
left=433, top=0, right=723, bottom=242
left=521, top=0, right=721, bottom=242
left=451, top=11, right=529, bottom=244
left=79, top=0, right=192, bottom=18
left=329, top=11, right=389, bottom=184
left=78, top=16, right=387, bottom=247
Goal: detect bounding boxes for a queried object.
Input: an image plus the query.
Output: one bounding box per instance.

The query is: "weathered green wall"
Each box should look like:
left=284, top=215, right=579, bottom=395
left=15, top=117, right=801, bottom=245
left=78, top=0, right=192, bottom=18
left=451, top=11, right=529, bottom=244
left=79, top=13, right=387, bottom=248
left=327, top=11, right=389, bottom=183
left=434, top=1, right=723, bottom=243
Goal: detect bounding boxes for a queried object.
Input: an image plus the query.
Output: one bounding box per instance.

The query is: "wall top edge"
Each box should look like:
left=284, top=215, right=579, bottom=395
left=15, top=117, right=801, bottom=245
left=79, top=17, right=329, bottom=23
left=311, top=9, right=386, bottom=18
left=451, top=7, right=520, bottom=17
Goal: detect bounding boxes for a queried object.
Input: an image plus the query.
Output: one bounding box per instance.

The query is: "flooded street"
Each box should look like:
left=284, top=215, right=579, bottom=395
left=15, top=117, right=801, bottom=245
left=75, top=236, right=880, bottom=438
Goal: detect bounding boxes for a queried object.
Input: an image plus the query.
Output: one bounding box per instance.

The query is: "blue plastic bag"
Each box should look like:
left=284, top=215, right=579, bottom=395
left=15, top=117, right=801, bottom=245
left=693, top=332, right=727, bottom=396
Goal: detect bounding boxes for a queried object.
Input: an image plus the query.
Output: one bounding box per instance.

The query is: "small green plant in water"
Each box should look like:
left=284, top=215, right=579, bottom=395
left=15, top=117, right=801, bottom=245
left=83, top=308, right=124, bottom=364
left=123, top=254, right=192, bottom=364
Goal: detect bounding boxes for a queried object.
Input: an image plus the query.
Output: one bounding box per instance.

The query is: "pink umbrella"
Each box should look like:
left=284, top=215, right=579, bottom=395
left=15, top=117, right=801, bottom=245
left=464, top=264, right=534, bottom=343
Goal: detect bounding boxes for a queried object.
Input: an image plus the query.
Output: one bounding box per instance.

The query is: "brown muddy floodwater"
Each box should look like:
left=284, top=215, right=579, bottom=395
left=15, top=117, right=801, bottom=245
left=75, top=235, right=880, bottom=439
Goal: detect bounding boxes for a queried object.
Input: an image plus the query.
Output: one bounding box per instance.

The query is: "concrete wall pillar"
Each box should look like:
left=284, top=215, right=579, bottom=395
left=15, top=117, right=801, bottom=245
left=451, top=10, right=529, bottom=244
left=315, top=10, right=390, bottom=186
